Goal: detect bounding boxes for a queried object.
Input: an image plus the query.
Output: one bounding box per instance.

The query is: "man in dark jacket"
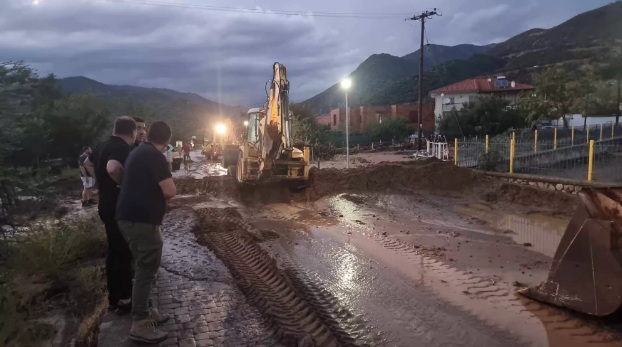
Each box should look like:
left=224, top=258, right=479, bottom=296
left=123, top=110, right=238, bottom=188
left=117, top=121, right=177, bottom=344
left=83, top=116, right=137, bottom=314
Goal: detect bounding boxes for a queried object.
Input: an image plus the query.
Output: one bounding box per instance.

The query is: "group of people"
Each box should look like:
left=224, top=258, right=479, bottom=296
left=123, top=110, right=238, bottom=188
left=80, top=116, right=177, bottom=344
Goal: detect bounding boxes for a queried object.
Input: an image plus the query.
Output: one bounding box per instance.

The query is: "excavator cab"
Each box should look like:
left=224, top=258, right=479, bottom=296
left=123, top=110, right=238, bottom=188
left=519, top=188, right=622, bottom=316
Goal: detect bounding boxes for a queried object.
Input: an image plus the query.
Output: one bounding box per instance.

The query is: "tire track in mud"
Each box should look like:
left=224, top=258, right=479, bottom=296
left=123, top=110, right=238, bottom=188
left=192, top=207, right=366, bottom=347
left=369, top=233, right=622, bottom=347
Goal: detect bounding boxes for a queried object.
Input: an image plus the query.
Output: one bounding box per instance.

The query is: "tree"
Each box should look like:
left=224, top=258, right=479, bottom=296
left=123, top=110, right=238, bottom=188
left=289, top=103, right=323, bottom=145
left=590, top=81, right=619, bottom=116
left=438, top=96, right=525, bottom=138
left=516, top=91, right=552, bottom=125
left=47, top=93, right=111, bottom=159
left=530, top=66, right=594, bottom=128
left=599, top=55, right=622, bottom=124
left=364, top=117, right=413, bottom=142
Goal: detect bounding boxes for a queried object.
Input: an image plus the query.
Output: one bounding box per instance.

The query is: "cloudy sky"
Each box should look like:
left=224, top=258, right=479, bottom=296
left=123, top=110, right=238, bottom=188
left=0, top=0, right=612, bottom=106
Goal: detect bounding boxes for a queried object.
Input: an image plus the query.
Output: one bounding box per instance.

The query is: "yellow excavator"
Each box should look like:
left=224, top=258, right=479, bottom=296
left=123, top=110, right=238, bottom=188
left=222, top=62, right=310, bottom=184
left=519, top=188, right=622, bottom=316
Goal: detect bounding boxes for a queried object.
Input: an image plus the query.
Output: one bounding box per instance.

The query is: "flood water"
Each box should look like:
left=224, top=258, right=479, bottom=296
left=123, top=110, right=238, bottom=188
left=249, top=195, right=622, bottom=347
left=456, top=203, right=568, bottom=257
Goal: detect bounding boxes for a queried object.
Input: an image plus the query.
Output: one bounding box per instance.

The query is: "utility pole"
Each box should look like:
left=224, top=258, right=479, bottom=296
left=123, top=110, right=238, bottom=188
left=408, top=9, right=440, bottom=151
left=617, top=77, right=621, bottom=126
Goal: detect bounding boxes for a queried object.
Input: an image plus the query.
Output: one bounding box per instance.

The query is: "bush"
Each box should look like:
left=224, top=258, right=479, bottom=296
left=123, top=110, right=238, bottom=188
left=12, top=217, right=105, bottom=279
left=0, top=215, right=106, bottom=346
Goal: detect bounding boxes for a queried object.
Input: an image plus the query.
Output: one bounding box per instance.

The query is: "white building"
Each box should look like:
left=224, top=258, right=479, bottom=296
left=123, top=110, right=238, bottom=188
left=429, top=76, right=535, bottom=121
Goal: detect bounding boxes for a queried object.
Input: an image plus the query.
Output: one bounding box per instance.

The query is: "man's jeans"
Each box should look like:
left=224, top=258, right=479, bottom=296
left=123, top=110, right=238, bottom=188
left=118, top=221, right=163, bottom=320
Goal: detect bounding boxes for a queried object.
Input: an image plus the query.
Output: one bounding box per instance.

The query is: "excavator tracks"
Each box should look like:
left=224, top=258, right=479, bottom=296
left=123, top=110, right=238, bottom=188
left=193, top=207, right=364, bottom=347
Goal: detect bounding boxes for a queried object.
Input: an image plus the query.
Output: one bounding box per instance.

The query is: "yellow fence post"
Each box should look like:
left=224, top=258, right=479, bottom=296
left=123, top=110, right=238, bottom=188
left=454, top=138, right=458, bottom=166
left=485, top=135, right=489, bottom=154
left=509, top=137, right=515, bottom=174
left=588, top=140, right=594, bottom=182
left=554, top=128, right=557, bottom=150
left=534, top=130, right=538, bottom=153
left=600, top=123, right=603, bottom=142
left=571, top=126, right=575, bottom=145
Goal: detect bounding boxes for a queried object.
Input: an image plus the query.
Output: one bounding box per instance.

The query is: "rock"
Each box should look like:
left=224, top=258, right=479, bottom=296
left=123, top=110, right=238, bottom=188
left=523, top=242, right=532, bottom=247
left=556, top=184, right=563, bottom=191
left=381, top=231, right=387, bottom=236
left=449, top=232, right=460, bottom=238
left=339, top=214, right=344, bottom=218
left=512, top=281, right=524, bottom=287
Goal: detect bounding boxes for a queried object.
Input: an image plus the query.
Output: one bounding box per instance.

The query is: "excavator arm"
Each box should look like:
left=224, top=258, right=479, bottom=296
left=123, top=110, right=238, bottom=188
left=258, top=62, right=293, bottom=175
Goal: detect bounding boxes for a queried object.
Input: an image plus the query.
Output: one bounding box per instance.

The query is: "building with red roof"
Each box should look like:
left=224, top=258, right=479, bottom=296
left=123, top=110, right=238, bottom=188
left=429, top=76, right=534, bottom=121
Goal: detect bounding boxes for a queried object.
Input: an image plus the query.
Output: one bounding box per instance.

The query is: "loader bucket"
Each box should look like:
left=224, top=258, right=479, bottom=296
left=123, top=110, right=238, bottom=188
left=518, top=188, right=622, bottom=316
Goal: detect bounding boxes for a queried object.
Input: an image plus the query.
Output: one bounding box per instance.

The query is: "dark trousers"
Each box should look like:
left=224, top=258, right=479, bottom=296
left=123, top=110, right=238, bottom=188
left=99, top=210, right=134, bottom=306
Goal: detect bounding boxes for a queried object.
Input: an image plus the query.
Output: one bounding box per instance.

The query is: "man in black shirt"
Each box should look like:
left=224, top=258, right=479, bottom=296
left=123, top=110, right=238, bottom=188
left=132, top=116, right=147, bottom=149
left=84, top=116, right=137, bottom=314
left=117, top=121, right=176, bottom=344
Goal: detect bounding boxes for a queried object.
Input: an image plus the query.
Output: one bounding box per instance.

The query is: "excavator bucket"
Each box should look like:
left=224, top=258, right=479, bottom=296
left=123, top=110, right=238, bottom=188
left=518, top=188, right=622, bottom=316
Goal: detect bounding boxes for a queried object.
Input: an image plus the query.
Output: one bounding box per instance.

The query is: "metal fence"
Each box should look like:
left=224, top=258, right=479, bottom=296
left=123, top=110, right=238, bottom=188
left=454, top=123, right=622, bottom=184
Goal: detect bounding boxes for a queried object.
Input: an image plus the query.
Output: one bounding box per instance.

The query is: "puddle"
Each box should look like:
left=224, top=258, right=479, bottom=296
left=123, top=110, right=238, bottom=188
left=456, top=205, right=568, bottom=257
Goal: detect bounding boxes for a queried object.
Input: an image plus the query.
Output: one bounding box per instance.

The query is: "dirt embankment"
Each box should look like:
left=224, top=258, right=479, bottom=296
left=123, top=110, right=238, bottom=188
left=308, top=159, right=482, bottom=198
left=483, top=182, right=579, bottom=215
left=173, top=159, right=579, bottom=215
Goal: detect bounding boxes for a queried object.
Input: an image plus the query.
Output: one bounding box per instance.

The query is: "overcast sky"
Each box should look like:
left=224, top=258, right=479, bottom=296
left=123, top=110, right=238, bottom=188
left=0, top=0, right=612, bottom=106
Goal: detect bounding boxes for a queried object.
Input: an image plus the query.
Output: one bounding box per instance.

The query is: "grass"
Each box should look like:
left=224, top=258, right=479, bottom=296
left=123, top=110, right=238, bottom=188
left=0, top=215, right=107, bottom=347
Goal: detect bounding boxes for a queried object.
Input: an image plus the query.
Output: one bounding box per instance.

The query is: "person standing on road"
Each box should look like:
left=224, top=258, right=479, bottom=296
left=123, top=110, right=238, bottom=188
left=133, top=116, right=147, bottom=149
left=116, top=121, right=176, bottom=344
left=79, top=146, right=95, bottom=206
left=83, top=116, right=137, bottom=314
left=182, top=142, right=191, bottom=162
left=163, top=144, right=173, bottom=172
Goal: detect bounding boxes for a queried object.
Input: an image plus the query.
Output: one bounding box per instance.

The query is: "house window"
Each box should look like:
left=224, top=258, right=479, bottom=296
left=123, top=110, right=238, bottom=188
left=377, top=114, right=383, bottom=124
left=333, top=114, right=337, bottom=126
left=443, top=97, right=455, bottom=105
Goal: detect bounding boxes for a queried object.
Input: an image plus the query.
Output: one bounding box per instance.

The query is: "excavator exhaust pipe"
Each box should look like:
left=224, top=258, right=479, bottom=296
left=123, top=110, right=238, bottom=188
left=518, top=188, right=622, bottom=316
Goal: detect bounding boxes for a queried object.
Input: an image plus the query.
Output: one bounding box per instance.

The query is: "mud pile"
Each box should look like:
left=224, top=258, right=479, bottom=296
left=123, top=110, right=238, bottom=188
left=309, top=159, right=482, bottom=199
left=483, top=183, right=579, bottom=215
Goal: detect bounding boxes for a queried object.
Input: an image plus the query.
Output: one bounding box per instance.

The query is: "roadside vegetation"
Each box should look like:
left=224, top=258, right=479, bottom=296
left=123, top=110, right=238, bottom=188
left=0, top=217, right=107, bottom=346
left=0, top=61, right=118, bottom=347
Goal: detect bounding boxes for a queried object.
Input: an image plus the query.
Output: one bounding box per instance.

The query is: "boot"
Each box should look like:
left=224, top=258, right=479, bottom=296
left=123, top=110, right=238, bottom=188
left=149, top=307, right=171, bottom=325
left=129, top=319, right=168, bottom=344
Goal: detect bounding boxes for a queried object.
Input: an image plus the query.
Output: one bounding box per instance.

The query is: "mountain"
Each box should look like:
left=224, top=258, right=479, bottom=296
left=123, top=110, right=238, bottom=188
left=302, top=44, right=491, bottom=114
left=304, top=1, right=622, bottom=114
left=58, top=76, right=245, bottom=137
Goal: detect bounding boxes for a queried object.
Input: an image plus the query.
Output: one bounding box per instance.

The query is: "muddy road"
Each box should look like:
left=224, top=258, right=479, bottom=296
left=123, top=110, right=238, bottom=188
left=169, top=152, right=622, bottom=347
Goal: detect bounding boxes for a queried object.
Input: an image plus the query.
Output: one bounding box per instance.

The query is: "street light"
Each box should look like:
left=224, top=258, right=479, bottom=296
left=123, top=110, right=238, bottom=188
left=215, top=123, right=226, bottom=135
left=341, top=78, right=352, bottom=169
left=243, top=120, right=249, bottom=127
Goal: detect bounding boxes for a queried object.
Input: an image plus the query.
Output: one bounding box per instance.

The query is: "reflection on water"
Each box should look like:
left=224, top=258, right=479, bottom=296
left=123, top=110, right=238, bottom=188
left=457, top=205, right=568, bottom=257
left=497, top=215, right=567, bottom=257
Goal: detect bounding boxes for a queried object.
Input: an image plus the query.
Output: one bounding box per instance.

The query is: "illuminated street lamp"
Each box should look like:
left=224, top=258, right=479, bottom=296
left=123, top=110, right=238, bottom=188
left=215, top=123, right=227, bottom=135
left=341, top=78, right=352, bottom=169
left=243, top=120, right=249, bottom=127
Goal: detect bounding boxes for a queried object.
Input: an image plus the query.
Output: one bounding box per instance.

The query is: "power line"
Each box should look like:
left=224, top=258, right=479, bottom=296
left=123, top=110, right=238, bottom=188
left=102, top=0, right=408, bottom=19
